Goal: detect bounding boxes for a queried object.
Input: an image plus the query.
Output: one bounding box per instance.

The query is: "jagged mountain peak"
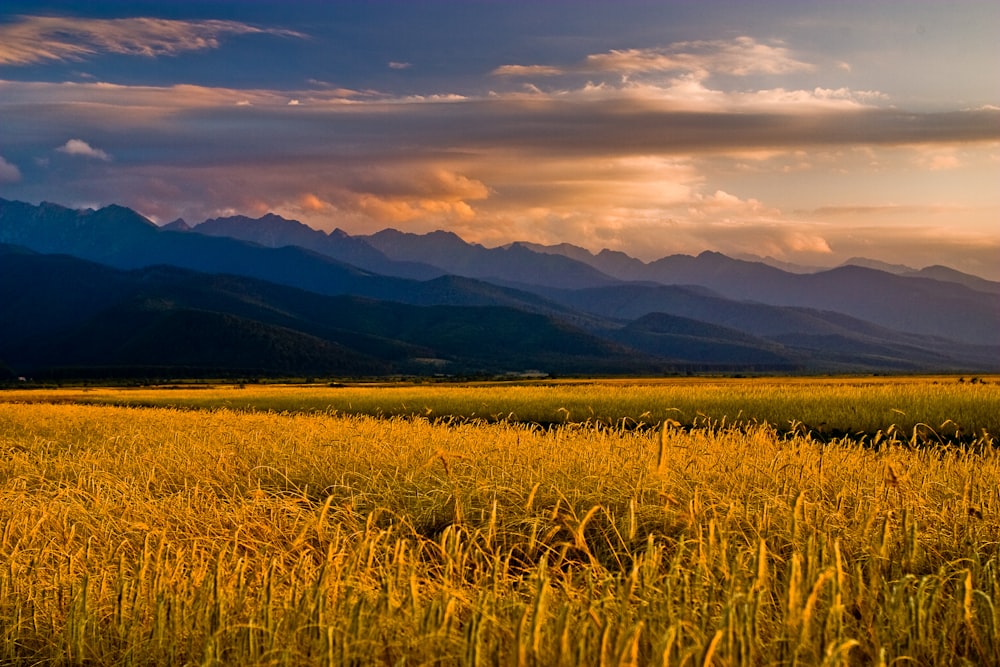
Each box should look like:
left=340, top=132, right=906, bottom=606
left=2, top=198, right=997, bottom=355
left=840, top=256, right=915, bottom=274
left=162, top=218, right=191, bottom=232
left=200, top=211, right=305, bottom=227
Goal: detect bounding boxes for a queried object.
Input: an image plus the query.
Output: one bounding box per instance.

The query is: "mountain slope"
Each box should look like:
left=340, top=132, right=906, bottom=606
left=0, top=246, right=658, bottom=378
left=903, top=265, right=1000, bottom=295
left=0, top=198, right=583, bottom=320
left=192, top=213, right=443, bottom=280
left=530, top=282, right=1000, bottom=371
left=514, top=243, right=1000, bottom=346
left=3, top=199, right=997, bottom=374
left=781, top=266, right=999, bottom=345
left=507, top=239, right=1000, bottom=345
left=608, top=313, right=796, bottom=368
left=362, top=229, right=621, bottom=289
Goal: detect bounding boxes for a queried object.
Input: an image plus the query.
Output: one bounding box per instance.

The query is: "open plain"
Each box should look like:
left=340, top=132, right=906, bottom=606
left=1, top=378, right=997, bottom=665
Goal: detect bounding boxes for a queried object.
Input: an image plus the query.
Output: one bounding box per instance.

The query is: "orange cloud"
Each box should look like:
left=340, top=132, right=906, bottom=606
left=497, top=37, right=813, bottom=80
left=299, top=193, right=332, bottom=213
left=352, top=195, right=476, bottom=224
left=0, top=15, right=303, bottom=66
left=492, top=64, right=564, bottom=77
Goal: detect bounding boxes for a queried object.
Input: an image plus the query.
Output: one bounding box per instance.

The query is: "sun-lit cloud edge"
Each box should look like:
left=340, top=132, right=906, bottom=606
left=4, top=76, right=996, bottom=149
left=0, top=14, right=304, bottom=66
left=493, top=37, right=813, bottom=78
left=56, top=138, right=111, bottom=161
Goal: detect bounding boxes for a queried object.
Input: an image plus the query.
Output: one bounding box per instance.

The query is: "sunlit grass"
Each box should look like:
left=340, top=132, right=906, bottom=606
left=4, top=375, right=998, bottom=442
left=1, top=396, right=997, bottom=665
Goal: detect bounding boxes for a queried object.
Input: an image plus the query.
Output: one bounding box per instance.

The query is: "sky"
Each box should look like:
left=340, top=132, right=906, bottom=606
left=1, top=1, right=998, bottom=278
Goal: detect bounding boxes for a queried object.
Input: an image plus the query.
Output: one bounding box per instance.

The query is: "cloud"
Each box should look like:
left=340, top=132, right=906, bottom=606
left=0, top=15, right=304, bottom=66
left=584, top=38, right=814, bottom=76
left=298, top=193, right=331, bottom=213
left=926, top=154, right=960, bottom=170
left=5, top=76, right=994, bottom=160
left=68, top=159, right=492, bottom=233
left=0, top=80, right=374, bottom=114
left=388, top=61, right=412, bottom=70
left=57, top=139, right=111, bottom=161
left=496, top=37, right=813, bottom=80
left=909, top=145, right=963, bottom=171
left=0, top=156, right=21, bottom=182
left=492, top=64, right=564, bottom=77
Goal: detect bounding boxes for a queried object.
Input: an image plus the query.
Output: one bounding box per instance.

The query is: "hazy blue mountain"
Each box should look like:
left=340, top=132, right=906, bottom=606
left=199, top=212, right=999, bottom=340
left=762, top=266, right=999, bottom=346
left=0, top=245, right=660, bottom=378
left=362, top=229, right=621, bottom=289
left=0, top=199, right=159, bottom=257
left=595, top=253, right=999, bottom=345
left=839, top=256, right=1000, bottom=294
left=0, top=199, right=580, bottom=319
left=4, top=241, right=997, bottom=375
left=525, top=245, right=998, bottom=346
left=3, top=198, right=997, bottom=373
left=840, top=257, right=916, bottom=274
left=161, top=218, right=192, bottom=232
left=530, top=282, right=1000, bottom=371
left=516, top=241, right=651, bottom=281
left=510, top=237, right=999, bottom=345
left=608, top=313, right=797, bottom=369
left=191, top=213, right=443, bottom=280
left=730, top=253, right=827, bottom=274
left=902, top=265, right=1000, bottom=295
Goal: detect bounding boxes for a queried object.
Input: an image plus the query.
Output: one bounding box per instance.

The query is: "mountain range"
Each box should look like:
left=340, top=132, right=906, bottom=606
left=1, top=197, right=997, bottom=379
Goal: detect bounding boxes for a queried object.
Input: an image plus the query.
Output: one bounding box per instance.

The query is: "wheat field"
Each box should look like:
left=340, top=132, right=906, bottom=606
left=6, top=375, right=999, bottom=441
left=1, top=383, right=998, bottom=665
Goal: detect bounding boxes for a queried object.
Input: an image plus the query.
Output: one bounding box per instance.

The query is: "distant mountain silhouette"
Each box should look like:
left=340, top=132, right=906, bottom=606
left=191, top=213, right=443, bottom=280
left=901, top=265, right=1000, bottom=295
left=161, top=218, right=192, bottom=232
left=529, top=282, right=998, bottom=371
left=514, top=241, right=653, bottom=281
left=730, top=253, right=826, bottom=274
left=0, top=199, right=159, bottom=258
left=169, top=209, right=1000, bottom=347
left=0, top=199, right=580, bottom=320
left=839, top=257, right=917, bottom=275
left=0, top=245, right=658, bottom=378
left=2, top=198, right=997, bottom=376
left=609, top=313, right=796, bottom=368
left=362, top=229, right=620, bottom=289
left=479, top=243, right=1000, bottom=346
left=510, top=240, right=1000, bottom=346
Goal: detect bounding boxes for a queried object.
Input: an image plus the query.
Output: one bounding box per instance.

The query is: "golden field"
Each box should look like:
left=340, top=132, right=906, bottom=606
left=5, top=375, right=999, bottom=441
left=0, top=378, right=998, bottom=665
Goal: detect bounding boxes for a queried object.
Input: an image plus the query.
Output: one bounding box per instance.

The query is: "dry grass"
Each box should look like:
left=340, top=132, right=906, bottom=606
left=4, top=375, right=998, bottom=442
left=0, top=396, right=997, bottom=665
